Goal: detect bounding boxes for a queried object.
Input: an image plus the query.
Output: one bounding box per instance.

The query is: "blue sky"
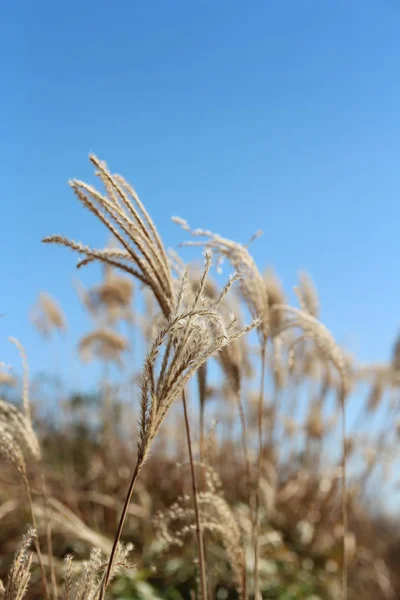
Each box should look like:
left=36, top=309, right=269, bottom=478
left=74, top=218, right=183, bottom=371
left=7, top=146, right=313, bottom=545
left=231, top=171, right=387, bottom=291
left=1, top=0, right=400, bottom=389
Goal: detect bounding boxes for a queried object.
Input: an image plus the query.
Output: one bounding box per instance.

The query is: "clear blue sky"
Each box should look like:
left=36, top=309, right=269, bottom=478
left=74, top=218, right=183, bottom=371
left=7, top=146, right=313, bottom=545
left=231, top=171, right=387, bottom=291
left=1, top=0, right=400, bottom=387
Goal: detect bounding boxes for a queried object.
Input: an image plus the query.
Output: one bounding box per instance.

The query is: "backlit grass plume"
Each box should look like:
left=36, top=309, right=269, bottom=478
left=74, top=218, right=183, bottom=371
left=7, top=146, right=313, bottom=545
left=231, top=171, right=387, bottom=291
left=137, top=256, right=257, bottom=465
left=171, top=218, right=280, bottom=597
left=99, top=256, right=257, bottom=596
left=43, top=156, right=258, bottom=600
left=172, top=218, right=270, bottom=343
left=30, top=293, right=67, bottom=339
left=272, top=299, right=351, bottom=600
left=0, top=529, right=35, bottom=600
left=43, top=155, right=174, bottom=319
left=62, top=543, right=133, bottom=600
left=78, top=328, right=129, bottom=366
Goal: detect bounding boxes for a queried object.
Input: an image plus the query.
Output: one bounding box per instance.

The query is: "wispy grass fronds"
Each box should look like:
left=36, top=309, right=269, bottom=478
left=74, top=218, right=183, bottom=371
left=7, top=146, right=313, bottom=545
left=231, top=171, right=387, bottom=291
left=272, top=301, right=350, bottom=600
left=78, top=328, right=129, bottom=366
left=173, top=218, right=269, bottom=343
left=155, top=465, right=246, bottom=598
left=172, top=218, right=274, bottom=598
left=138, top=260, right=257, bottom=465
left=30, top=293, right=67, bottom=339
left=99, top=256, right=257, bottom=597
left=0, top=399, right=41, bottom=464
left=78, top=262, right=134, bottom=325
left=65, top=543, right=133, bottom=600
left=272, top=305, right=349, bottom=390
left=3, top=529, right=35, bottom=600
left=296, top=271, right=319, bottom=318
left=43, top=154, right=174, bottom=319
left=8, top=339, right=32, bottom=422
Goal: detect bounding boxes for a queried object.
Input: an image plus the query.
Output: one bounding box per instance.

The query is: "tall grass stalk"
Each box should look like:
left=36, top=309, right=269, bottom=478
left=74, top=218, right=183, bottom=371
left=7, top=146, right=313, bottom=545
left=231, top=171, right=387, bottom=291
left=253, top=344, right=266, bottom=599
left=182, top=389, right=208, bottom=600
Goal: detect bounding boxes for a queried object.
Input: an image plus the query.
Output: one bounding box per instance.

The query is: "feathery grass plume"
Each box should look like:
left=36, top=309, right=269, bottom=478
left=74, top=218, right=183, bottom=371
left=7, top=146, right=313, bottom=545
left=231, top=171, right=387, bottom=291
left=172, top=218, right=269, bottom=342
left=0, top=423, right=27, bottom=475
left=296, top=271, right=319, bottom=318
left=154, top=465, right=246, bottom=599
left=3, top=529, right=35, bottom=600
left=8, top=338, right=32, bottom=422
left=391, top=333, right=400, bottom=373
left=168, top=246, right=187, bottom=277
left=137, top=261, right=257, bottom=466
left=78, top=328, right=129, bottom=366
left=172, top=218, right=272, bottom=598
left=263, top=268, right=286, bottom=332
left=30, top=292, right=67, bottom=338
left=0, top=399, right=41, bottom=463
left=4, top=341, right=52, bottom=599
left=43, top=154, right=174, bottom=319
left=305, top=407, right=324, bottom=440
left=216, top=319, right=253, bottom=507
left=186, top=266, right=253, bottom=486
left=61, top=543, right=133, bottom=600
left=272, top=305, right=349, bottom=389
left=78, top=262, right=134, bottom=325
left=0, top=397, right=50, bottom=599
left=63, top=554, right=74, bottom=600
left=100, top=259, right=257, bottom=597
left=43, top=155, right=211, bottom=600
left=366, top=376, right=385, bottom=413
left=272, top=301, right=350, bottom=600
left=9, top=340, right=60, bottom=600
